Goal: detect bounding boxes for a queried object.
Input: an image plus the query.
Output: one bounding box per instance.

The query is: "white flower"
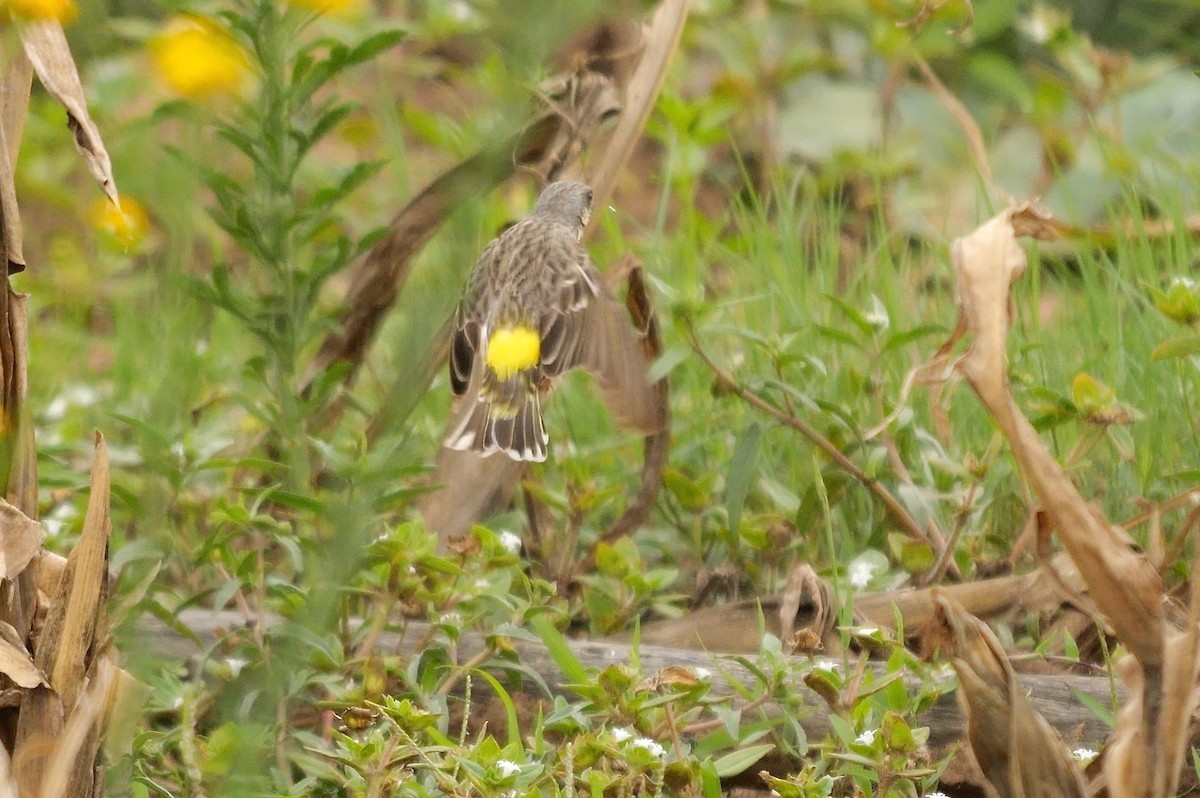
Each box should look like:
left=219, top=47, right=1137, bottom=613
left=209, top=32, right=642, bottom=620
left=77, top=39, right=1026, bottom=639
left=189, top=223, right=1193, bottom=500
left=855, top=729, right=876, bottom=745
left=42, top=503, right=77, bottom=538
left=1072, top=747, right=1098, bottom=763
left=45, top=384, right=100, bottom=421
left=495, top=759, right=520, bottom=778
left=439, top=612, right=461, bottom=626
left=1170, top=275, right=1197, bottom=291
left=631, top=737, right=665, bottom=758
left=925, top=793, right=950, bottom=798
left=693, top=667, right=712, bottom=681
left=610, top=727, right=633, bottom=743
left=1028, top=14, right=1049, bottom=43
left=857, top=627, right=878, bottom=636
left=225, top=658, right=248, bottom=677
left=813, top=662, right=840, bottom=677
left=498, top=529, right=522, bottom=554
left=848, top=561, right=875, bottom=589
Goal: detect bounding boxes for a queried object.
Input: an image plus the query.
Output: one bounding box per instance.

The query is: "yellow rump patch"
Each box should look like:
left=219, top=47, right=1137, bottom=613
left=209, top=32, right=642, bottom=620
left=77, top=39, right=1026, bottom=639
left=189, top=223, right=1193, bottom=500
left=486, top=326, right=540, bottom=380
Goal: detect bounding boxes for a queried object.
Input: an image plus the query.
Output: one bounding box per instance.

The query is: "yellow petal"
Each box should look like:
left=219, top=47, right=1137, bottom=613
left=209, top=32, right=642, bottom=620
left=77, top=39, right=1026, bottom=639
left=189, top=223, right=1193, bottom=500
left=288, top=0, right=363, bottom=17
left=4, top=0, right=76, bottom=23
left=88, top=196, right=149, bottom=252
left=151, top=17, right=249, bottom=101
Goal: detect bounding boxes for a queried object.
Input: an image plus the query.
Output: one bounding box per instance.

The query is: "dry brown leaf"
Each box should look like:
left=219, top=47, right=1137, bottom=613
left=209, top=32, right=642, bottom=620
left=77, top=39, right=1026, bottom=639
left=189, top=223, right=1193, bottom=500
left=0, top=499, right=43, bottom=580
left=584, top=0, right=689, bottom=224
left=0, top=620, right=43, bottom=689
left=948, top=203, right=1200, bottom=796
left=14, top=435, right=109, bottom=797
left=777, top=563, right=834, bottom=653
left=45, top=431, right=110, bottom=709
left=36, top=654, right=117, bottom=798
left=4, top=292, right=37, bottom=516
left=931, top=592, right=1087, bottom=798
left=913, top=54, right=998, bottom=200
left=36, top=551, right=66, bottom=599
left=951, top=203, right=1163, bottom=668
left=0, top=48, right=32, bottom=273
left=0, top=748, right=16, bottom=798
left=18, top=22, right=117, bottom=204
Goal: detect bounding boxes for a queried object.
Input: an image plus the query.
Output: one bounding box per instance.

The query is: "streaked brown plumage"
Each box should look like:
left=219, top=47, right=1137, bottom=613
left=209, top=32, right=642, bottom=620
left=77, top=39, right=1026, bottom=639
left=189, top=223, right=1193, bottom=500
left=445, top=180, right=658, bottom=462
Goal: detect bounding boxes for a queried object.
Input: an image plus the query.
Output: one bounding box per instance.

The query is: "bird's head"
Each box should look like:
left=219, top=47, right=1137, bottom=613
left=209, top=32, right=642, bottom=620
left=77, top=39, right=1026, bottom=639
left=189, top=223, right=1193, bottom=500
left=532, top=180, right=593, bottom=234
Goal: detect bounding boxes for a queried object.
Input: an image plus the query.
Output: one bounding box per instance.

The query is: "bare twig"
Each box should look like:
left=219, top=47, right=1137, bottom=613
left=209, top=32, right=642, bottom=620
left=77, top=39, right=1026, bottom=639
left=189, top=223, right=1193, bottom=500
left=911, top=54, right=1000, bottom=201
left=686, top=324, right=940, bottom=555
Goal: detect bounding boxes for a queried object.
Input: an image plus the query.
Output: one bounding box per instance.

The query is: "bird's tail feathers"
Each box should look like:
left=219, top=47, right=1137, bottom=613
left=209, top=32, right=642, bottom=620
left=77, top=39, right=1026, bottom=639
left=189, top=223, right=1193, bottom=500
left=445, top=373, right=548, bottom=462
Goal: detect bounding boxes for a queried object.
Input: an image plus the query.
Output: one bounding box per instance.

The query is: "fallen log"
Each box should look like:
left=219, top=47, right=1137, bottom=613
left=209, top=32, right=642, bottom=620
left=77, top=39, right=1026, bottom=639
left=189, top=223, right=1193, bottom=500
left=139, top=606, right=1119, bottom=755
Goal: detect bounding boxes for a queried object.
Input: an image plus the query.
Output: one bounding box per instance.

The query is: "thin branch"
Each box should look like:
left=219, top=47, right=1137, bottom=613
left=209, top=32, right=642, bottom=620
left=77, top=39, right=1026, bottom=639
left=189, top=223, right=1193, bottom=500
left=686, top=324, right=937, bottom=553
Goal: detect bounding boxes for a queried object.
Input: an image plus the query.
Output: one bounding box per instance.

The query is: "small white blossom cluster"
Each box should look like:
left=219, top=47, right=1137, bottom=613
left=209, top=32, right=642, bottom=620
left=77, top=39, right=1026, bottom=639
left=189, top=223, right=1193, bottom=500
left=495, top=759, right=520, bottom=778
left=607, top=728, right=666, bottom=761
left=1072, top=747, right=1098, bottom=764
left=848, top=561, right=875, bottom=589
left=630, top=737, right=666, bottom=759
left=498, top=529, right=522, bottom=554
left=855, top=729, right=876, bottom=745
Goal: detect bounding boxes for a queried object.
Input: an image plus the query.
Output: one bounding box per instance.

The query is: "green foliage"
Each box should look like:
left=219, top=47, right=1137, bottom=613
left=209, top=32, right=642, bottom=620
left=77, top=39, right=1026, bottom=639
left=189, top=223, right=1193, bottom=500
left=24, top=0, right=1200, bottom=794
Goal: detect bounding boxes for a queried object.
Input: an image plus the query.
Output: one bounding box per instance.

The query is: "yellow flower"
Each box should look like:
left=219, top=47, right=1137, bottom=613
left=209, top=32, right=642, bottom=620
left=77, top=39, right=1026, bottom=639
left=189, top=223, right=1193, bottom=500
left=151, top=17, right=249, bottom=101
left=89, top=196, right=149, bottom=252
left=4, top=0, right=76, bottom=23
left=288, top=0, right=363, bottom=17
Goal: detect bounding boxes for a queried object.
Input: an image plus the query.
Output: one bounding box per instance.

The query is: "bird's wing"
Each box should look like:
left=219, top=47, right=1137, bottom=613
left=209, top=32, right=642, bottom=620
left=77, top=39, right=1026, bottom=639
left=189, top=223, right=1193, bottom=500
left=539, top=248, right=662, bottom=435
left=539, top=242, right=600, bottom=377
left=449, top=240, right=498, bottom=396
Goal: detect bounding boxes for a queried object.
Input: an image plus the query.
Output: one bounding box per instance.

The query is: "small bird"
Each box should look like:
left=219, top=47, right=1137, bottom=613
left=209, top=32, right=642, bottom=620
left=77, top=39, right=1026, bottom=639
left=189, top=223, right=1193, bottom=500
left=445, top=180, right=658, bottom=462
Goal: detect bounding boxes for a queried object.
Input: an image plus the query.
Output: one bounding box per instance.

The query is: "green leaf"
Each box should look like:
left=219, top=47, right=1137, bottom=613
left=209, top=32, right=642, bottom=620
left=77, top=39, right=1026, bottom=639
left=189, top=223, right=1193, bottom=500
left=529, top=615, right=590, bottom=685
left=1071, top=372, right=1114, bottom=413
left=726, top=422, right=762, bottom=540
left=471, top=669, right=522, bottom=749
left=312, top=160, right=387, bottom=207
left=663, top=468, right=713, bottom=511
left=882, top=323, right=946, bottom=353
left=1151, top=334, right=1200, bottom=361
left=826, top=293, right=874, bottom=336
left=649, top=345, right=690, bottom=382
left=711, top=743, right=775, bottom=777
left=1073, top=689, right=1116, bottom=728
left=700, top=759, right=723, bottom=798
left=1151, top=277, right=1200, bottom=325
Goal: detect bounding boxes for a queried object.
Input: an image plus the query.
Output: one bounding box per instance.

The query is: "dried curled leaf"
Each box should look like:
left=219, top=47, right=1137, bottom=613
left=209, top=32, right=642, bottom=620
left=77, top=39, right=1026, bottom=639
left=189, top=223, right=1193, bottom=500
left=18, top=21, right=117, bottom=203
left=0, top=620, right=45, bottom=689
left=0, top=499, right=44, bottom=580
left=930, top=592, right=1086, bottom=798
left=0, top=56, right=31, bottom=271
left=949, top=202, right=1200, bottom=797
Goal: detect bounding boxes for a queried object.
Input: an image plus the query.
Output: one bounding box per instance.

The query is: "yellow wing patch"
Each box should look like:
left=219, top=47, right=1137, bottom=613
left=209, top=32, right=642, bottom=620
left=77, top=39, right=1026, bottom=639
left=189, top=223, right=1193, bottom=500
left=486, top=326, right=540, bottom=380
